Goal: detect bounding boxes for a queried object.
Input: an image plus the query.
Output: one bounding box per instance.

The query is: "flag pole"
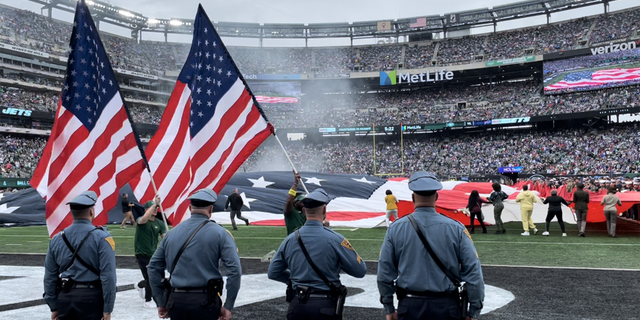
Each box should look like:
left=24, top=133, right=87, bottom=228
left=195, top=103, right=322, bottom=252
left=274, top=133, right=309, bottom=194
left=146, top=169, right=170, bottom=232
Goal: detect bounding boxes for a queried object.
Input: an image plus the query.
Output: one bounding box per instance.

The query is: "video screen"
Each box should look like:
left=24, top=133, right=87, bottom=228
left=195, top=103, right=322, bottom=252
left=543, top=46, right=640, bottom=94
left=247, top=81, right=301, bottom=104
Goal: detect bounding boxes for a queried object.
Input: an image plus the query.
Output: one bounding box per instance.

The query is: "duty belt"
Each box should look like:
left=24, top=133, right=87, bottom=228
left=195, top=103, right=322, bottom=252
left=173, top=287, right=207, bottom=293
left=71, top=281, right=101, bottom=289
left=398, top=287, right=458, bottom=299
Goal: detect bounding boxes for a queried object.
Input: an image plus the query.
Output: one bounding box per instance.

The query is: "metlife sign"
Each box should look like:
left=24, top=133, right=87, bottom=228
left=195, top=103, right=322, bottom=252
left=380, top=69, right=454, bottom=86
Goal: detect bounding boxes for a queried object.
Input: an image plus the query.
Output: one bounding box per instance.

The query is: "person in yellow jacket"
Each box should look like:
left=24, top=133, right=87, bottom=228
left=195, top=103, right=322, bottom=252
left=515, top=185, right=540, bottom=236
left=384, top=190, right=399, bottom=227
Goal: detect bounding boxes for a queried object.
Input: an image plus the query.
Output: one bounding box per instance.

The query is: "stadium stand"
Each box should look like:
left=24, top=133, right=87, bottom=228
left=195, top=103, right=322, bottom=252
left=2, top=5, right=640, bottom=75
left=243, top=123, right=640, bottom=177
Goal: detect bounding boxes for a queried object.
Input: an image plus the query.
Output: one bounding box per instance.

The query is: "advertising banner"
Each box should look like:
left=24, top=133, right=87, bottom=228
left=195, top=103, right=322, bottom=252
left=486, top=56, right=535, bottom=67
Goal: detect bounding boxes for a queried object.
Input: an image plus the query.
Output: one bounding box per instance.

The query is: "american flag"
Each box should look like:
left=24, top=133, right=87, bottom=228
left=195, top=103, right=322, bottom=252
left=545, top=67, right=640, bottom=91
left=130, top=5, right=274, bottom=225
left=255, top=96, right=299, bottom=104
left=30, top=1, right=146, bottom=237
left=410, top=17, right=427, bottom=29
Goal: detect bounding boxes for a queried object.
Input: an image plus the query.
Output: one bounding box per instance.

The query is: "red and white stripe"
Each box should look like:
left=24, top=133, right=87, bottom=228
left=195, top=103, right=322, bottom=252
left=30, top=92, right=146, bottom=237
left=130, top=79, right=273, bottom=225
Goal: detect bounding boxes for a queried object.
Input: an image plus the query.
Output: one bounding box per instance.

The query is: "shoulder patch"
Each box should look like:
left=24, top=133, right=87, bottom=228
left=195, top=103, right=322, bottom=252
left=105, top=237, right=115, bottom=251
left=341, top=238, right=362, bottom=264
left=225, top=229, right=235, bottom=240
left=463, top=229, right=474, bottom=243
left=341, top=238, right=354, bottom=251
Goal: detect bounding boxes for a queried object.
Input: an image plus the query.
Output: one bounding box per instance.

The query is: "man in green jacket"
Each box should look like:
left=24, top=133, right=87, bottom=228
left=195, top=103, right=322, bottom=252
left=284, top=172, right=306, bottom=235
left=134, top=196, right=167, bottom=308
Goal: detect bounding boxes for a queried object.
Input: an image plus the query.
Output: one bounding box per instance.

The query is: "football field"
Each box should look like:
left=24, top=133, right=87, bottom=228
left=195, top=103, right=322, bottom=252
left=1, top=221, right=639, bottom=269
left=1, top=220, right=639, bottom=319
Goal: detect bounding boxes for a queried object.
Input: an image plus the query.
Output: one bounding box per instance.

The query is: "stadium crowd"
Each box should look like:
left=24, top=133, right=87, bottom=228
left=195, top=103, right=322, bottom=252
left=2, top=5, right=640, bottom=75
left=0, top=122, right=639, bottom=179
left=244, top=123, right=640, bottom=177
left=2, top=77, right=639, bottom=128
left=0, top=134, right=47, bottom=178
left=265, top=81, right=639, bottom=128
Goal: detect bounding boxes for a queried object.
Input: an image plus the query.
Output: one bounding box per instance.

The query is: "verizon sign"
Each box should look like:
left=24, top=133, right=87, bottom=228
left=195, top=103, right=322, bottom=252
left=590, top=41, right=638, bottom=55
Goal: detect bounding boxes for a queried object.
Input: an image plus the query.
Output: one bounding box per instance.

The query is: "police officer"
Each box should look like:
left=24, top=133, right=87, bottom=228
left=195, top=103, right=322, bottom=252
left=148, top=189, right=241, bottom=320
left=377, top=172, right=485, bottom=320
left=268, top=188, right=367, bottom=320
left=43, top=191, right=117, bottom=320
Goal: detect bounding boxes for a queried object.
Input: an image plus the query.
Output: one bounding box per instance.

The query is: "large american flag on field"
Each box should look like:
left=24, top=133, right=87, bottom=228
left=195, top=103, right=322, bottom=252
left=30, top=1, right=146, bottom=237
left=130, top=5, right=274, bottom=225
left=544, top=67, right=640, bottom=91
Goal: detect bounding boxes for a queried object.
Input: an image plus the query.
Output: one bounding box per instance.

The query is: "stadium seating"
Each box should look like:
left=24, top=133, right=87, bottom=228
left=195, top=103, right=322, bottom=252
left=242, top=124, right=640, bottom=176
left=1, top=5, right=640, bottom=75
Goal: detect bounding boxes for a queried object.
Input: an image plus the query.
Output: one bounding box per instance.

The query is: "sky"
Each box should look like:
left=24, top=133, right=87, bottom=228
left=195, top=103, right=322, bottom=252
left=2, top=0, right=638, bottom=46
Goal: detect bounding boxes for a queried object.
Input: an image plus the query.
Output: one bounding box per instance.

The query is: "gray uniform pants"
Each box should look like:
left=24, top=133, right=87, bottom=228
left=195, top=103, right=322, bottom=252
left=575, top=209, right=588, bottom=234
left=604, top=210, right=618, bottom=236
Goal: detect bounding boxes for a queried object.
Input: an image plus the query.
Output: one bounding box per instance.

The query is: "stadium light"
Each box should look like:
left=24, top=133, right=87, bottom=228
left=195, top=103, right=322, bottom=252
left=170, top=20, right=183, bottom=26
left=118, top=10, right=134, bottom=18
left=85, top=0, right=95, bottom=5
left=147, top=18, right=159, bottom=24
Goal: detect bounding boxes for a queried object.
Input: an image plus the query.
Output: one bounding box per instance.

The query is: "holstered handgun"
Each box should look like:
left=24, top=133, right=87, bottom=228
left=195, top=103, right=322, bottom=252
left=285, top=280, right=294, bottom=302
left=60, top=278, right=74, bottom=293
left=459, top=282, right=469, bottom=319
left=395, top=286, right=407, bottom=300
left=333, top=285, right=348, bottom=317
left=205, top=279, right=224, bottom=306
left=295, top=285, right=312, bottom=304
left=161, top=278, right=172, bottom=304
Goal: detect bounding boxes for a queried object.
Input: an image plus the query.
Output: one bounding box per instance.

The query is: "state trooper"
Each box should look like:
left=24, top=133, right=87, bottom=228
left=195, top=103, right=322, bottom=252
left=268, top=188, right=367, bottom=320
left=147, top=189, right=241, bottom=320
left=377, top=171, right=485, bottom=320
left=43, top=191, right=117, bottom=320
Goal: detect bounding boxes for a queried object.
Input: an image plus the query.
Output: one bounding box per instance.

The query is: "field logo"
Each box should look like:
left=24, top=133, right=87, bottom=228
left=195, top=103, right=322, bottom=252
left=590, top=40, right=638, bottom=55
left=380, top=70, right=396, bottom=86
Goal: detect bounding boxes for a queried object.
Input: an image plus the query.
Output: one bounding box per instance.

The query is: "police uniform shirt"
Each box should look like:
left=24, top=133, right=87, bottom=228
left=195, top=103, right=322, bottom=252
left=148, top=214, right=241, bottom=311
left=268, top=220, right=367, bottom=290
left=43, top=220, right=117, bottom=313
left=377, top=207, right=485, bottom=318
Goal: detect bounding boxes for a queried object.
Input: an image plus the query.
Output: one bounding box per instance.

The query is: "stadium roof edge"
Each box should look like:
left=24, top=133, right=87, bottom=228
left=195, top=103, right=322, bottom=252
left=27, top=0, right=618, bottom=40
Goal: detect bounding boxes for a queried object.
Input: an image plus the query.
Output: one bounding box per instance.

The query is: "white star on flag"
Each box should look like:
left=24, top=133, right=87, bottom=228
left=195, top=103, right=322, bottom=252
left=239, top=192, right=257, bottom=209
left=247, top=176, right=276, bottom=188
left=352, top=177, right=377, bottom=185
left=305, top=177, right=327, bottom=186
left=0, top=203, right=20, bottom=214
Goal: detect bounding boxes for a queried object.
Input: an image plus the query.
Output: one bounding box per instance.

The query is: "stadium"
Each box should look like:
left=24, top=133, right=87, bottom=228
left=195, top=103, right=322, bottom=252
left=1, top=0, right=640, bottom=319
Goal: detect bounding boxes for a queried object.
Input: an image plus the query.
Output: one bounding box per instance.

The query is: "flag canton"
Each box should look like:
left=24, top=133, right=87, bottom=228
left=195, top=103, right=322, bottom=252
left=60, top=4, right=119, bottom=131
left=178, top=11, right=240, bottom=137
left=564, top=71, right=594, bottom=82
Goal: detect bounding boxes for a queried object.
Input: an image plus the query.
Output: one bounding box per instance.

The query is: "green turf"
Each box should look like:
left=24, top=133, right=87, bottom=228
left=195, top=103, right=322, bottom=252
left=1, top=222, right=639, bottom=269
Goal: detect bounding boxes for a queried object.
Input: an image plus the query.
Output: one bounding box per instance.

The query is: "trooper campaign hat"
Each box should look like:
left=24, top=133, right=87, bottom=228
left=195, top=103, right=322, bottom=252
left=408, top=171, right=443, bottom=192
left=302, top=188, right=330, bottom=209
left=188, top=188, right=218, bottom=207
left=66, top=191, right=98, bottom=210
